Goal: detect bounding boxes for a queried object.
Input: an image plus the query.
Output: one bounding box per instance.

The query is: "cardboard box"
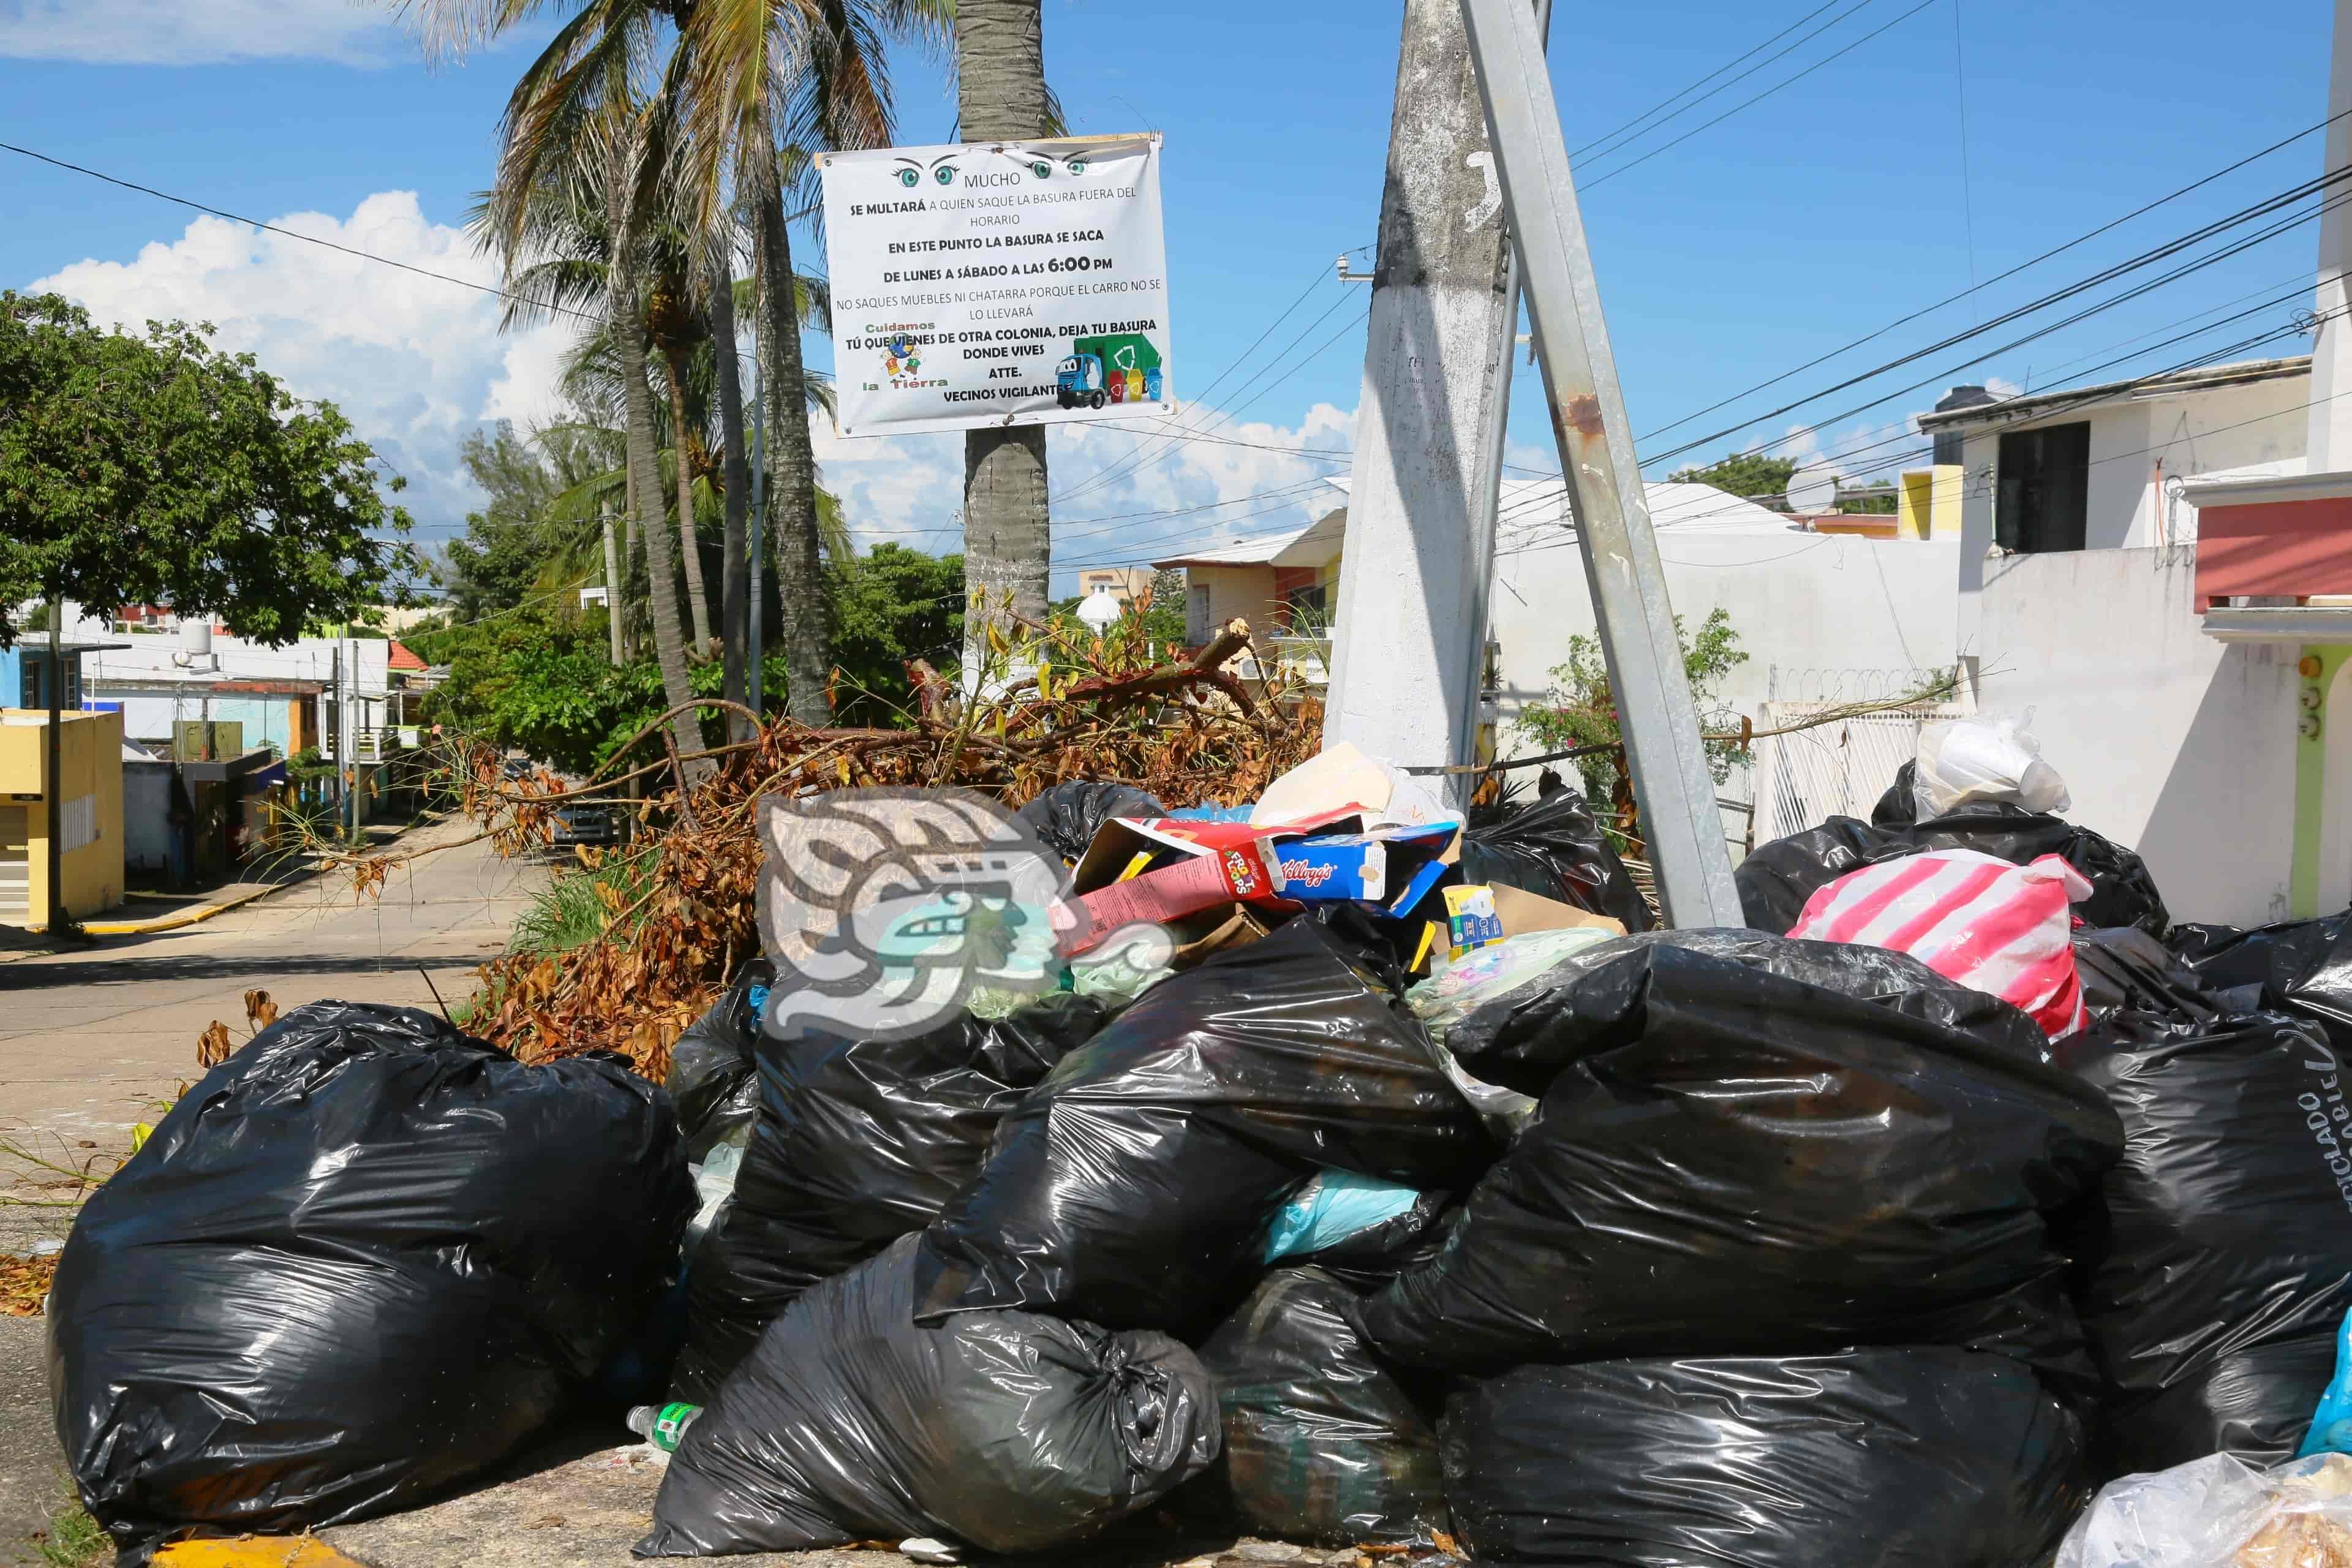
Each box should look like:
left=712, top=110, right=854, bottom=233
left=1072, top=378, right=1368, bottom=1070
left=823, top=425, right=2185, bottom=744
left=1269, top=821, right=1459, bottom=917
left=1490, top=881, right=1626, bottom=938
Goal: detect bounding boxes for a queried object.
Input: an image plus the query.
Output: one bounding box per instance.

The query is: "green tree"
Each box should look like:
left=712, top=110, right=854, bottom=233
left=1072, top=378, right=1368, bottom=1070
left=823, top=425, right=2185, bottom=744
left=1667, top=453, right=1796, bottom=509
left=1514, top=607, right=1749, bottom=839
left=0, top=293, right=417, bottom=645
left=419, top=544, right=968, bottom=772
left=827, top=545, right=966, bottom=726
left=442, top=422, right=560, bottom=616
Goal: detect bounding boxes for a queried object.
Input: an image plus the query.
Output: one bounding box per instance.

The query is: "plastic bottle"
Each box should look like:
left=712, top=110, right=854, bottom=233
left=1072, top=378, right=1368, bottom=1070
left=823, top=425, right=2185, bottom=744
left=626, top=1401, right=702, bottom=1452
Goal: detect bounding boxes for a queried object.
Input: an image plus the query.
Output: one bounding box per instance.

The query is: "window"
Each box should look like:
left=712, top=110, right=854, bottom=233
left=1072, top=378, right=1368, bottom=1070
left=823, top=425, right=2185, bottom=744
left=60, top=794, right=96, bottom=853
left=1186, top=584, right=1211, bottom=645
left=1283, top=581, right=1328, bottom=628
left=1996, top=421, right=2090, bottom=553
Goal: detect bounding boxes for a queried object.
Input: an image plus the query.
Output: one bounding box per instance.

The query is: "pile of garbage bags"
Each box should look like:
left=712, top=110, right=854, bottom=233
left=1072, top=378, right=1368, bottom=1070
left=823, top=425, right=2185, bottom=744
left=50, top=1003, right=694, bottom=1557
left=57, top=723, right=2352, bottom=1567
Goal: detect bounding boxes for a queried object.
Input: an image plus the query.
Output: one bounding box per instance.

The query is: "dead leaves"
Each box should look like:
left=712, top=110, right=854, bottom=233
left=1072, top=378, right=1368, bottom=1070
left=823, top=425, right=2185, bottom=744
left=243, top=990, right=278, bottom=1031
left=341, top=632, right=1324, bottom=1079
left=196, top=1021, right=232, bottom=1069
left=0, top=1253, right=56, bottom=1316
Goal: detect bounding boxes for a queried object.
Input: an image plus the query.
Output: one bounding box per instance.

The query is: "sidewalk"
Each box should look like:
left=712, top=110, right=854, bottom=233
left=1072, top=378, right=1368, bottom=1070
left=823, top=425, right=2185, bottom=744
left=4, top=820, right=435, bottom=947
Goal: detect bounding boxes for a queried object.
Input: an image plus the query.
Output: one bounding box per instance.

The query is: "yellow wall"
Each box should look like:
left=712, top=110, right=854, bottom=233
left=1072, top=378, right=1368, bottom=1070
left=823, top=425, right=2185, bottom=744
left=1189, top=565, right=1292, bottom=649
left=0, top=709, right=125, bottom=922
left=1899, top=465, right=1966, bottom=539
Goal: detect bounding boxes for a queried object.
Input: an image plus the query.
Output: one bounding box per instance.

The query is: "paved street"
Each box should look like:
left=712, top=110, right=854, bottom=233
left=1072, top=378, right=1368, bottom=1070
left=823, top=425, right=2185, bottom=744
left=0, top=818, right=549, bottom=1240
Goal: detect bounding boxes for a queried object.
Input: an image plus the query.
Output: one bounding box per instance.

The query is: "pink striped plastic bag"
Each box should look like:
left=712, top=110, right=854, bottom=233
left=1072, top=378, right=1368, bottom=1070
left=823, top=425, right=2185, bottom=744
left=1787, top=848, right=2092, bottom=1038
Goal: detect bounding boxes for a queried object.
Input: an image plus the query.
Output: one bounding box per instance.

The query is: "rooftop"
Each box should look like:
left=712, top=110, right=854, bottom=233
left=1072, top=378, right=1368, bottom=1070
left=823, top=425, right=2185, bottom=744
left=1915, top=355, right=2312, bottom=432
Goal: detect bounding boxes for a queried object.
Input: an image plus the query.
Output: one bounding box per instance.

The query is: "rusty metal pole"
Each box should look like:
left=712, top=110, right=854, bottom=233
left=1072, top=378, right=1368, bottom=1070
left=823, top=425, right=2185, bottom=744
left=1459, top=0, right=1743, bottom=925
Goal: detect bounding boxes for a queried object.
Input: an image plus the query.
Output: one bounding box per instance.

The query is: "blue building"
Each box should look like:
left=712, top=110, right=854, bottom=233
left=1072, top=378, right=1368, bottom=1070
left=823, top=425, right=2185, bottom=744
left=0, top=640, right=127, bottom=710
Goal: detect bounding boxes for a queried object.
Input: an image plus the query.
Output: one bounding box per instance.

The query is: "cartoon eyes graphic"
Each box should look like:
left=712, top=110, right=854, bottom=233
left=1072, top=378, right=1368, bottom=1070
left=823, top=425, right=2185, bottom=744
left=1030, top=160, right=1052, bottom=179
left=893, top=155, right=959, bottom=188
left=1065, top=157, right=1087, bottom=175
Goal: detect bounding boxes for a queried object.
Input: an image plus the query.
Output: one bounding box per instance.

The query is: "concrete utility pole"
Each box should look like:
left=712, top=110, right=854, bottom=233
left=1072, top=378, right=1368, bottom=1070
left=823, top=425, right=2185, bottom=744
left=1322, top=0, right=1528, bottom=801
left=43, top=594, right=62, bottom=936
left=1460, top=0, right=1743, bottom=924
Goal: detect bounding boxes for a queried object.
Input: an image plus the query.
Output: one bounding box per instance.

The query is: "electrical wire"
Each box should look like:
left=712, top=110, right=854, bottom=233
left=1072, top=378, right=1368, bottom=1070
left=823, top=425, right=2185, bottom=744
left=1640, top=176, right=2352, bottom=472
left=0, top=140, right=607, bottom=330
left=1579, top=0, right=1941, bottom=191
left=1569, top=0, right=1861, bottom=166
left=1049, top=258, right=1336, bottom=505
left=1635, top=104, right=2352, bottom=446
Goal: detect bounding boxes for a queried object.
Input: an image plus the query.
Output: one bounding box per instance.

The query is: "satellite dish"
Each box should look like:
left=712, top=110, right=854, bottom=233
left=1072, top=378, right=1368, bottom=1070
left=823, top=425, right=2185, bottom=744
left=1786, top=464, right=1839, bottom=514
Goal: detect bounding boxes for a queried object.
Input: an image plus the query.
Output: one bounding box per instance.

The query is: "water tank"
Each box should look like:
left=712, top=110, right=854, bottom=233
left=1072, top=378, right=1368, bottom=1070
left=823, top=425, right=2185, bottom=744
left=1932, top=385, right=1998, bottom=468
left=178, top=619, right=217, bottom=672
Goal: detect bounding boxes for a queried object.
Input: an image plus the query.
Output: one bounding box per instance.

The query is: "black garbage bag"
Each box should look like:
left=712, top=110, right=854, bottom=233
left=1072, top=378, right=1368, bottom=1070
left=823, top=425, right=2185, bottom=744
left=1737, top=808, right=2169, bottom=938
left=1458, top=788, right=1653, bottom=932
left=671, top=990, right=1107, bottom=1401
left=2169, top=914, right=2349, bottom=995
left=2073, top=927, right=2220, bottom=1022
left=2065, top=1005, right=2352, bottom=1473
left=51, top=1002, right=694, bottom=1557
left=639, top=1235, right=1219, bottom=1556
left=1439, top=1349, right=2087, bottom=1568
left=916, top=919, right=1493, bottom=1333
left=665, top=958, right=772, bottom=1161
left=1355, top=930, right=2124, bottom=1378
left=1192, top=1267, right=1446, bottom=1547
left=1016, top=780, right=1166, bottom=864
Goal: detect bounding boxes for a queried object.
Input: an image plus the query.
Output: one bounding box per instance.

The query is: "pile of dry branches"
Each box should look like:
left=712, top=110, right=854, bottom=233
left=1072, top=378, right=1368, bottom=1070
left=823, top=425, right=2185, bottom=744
left=424, top=618, right=1319, bottom=1079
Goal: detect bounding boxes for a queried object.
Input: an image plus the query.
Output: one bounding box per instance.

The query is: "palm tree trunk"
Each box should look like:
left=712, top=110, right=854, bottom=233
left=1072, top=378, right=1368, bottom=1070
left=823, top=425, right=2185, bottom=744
left=705, top=246, right=753, bottom=741
left=957, top=0, right=1053, bottom=685
left=661, top=344, right=717, bottom=657
left=753, top=159, right=831, bottom=728
left=609, top=172, right=704, bottom=775
left=601, top=504, right=624, bottom=667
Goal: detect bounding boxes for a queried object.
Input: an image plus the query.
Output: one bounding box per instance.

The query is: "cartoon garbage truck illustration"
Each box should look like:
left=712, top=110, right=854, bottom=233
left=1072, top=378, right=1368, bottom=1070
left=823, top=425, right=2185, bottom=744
left=1055, top=333, right=1163, bottom=410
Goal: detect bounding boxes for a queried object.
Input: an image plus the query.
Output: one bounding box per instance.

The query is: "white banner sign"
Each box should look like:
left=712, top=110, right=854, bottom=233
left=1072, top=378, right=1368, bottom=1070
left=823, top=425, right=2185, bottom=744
left=819, top=133, right=1172, bottom=439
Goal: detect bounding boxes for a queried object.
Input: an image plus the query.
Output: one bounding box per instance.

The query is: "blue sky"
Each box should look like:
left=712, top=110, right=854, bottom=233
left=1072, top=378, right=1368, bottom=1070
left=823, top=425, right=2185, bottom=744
left=0, top=0, right=2332, bottom=589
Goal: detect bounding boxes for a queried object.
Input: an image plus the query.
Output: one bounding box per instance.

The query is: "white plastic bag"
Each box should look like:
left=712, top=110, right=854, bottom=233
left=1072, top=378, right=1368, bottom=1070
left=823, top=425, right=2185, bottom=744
left=2055, top=1452, right=2352, bottom=1568
left=1913, top=714, right=2072, bottom=818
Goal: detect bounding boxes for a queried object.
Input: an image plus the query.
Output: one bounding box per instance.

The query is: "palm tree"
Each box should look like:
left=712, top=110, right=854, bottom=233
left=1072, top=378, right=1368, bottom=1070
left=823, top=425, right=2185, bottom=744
left=954, top=0, right=1052, bottom=679
left=667, top=1, right=952, bottom=725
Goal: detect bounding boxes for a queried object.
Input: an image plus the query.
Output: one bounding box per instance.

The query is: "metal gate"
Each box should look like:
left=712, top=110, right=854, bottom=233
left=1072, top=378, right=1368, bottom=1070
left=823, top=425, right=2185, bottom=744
left=1749, top=703, right=1971, bottom=843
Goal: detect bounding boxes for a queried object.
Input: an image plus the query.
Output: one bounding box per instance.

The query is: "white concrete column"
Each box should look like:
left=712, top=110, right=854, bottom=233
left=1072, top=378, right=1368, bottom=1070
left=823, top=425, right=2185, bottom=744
left=1322, top=0, right=1520, bottom=792
left=2310, top=0, right=2352, bottom=470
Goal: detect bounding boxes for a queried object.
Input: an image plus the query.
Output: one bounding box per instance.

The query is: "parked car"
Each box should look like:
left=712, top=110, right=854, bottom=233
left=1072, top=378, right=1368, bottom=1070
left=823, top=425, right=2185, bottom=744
left=549, top=798, right=626, bottom=848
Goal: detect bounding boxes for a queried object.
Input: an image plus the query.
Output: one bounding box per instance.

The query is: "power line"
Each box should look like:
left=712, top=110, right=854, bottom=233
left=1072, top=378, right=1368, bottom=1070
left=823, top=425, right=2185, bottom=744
left=1635, top=104, right=2352, bottom=447
left=1580, top=0, right=1941, bottom=191
left=0, top=140, right=607, bottom=330
left=1051, top=262, right=1337, bottom=507
left=1569, top=0, right=1857, bottom=165
left=1641, top=174, right=2352, bottom=471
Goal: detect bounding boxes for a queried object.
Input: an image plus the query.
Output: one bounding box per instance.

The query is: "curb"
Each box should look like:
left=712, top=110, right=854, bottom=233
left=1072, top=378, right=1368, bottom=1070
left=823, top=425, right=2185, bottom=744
left=78, top=881, right=286, bottom=937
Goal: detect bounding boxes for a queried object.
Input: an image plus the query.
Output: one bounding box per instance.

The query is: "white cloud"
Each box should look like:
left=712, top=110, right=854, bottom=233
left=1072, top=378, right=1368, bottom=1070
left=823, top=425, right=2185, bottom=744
left=31, top=188, right=1362, bottom=581
left=0, top=0, right=407, bottom=65
left=812, top=401, right=1360, bottom=594
left=32, top=191, right=572, bottom=539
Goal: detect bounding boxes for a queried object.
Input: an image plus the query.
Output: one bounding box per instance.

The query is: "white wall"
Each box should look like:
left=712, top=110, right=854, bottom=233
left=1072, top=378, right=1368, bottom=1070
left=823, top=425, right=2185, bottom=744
left=84, top=634, right=390, bottom=695
left=1488, top=533, right=1964, bottom=740
left=1955, top=371, right=2312, bottom=640
left=1975, top=545, right=2299, bottom=927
